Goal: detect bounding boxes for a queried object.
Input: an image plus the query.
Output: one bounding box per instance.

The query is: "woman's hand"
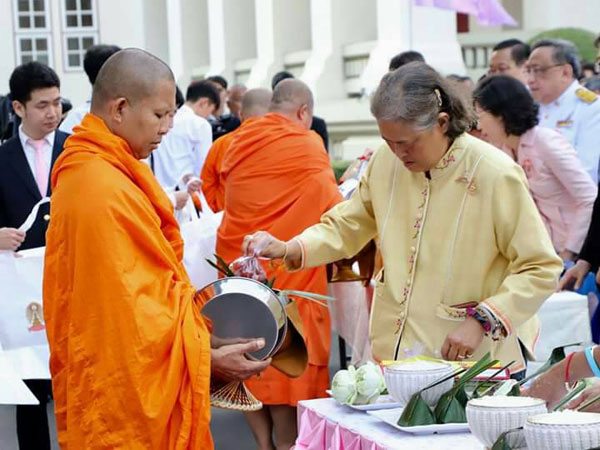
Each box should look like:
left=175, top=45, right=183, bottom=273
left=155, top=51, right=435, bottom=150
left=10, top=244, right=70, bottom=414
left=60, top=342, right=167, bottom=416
left=242, top=231, right=303, bottom=270
left=522, top=361, right=567, bottom=409
left=558, top=259, right=591, bottom=291
left=441, top=316, right=485, bottom=361
left=567, top=383, right=600, bottom=412
left=0, top=228, right=26, bottom=251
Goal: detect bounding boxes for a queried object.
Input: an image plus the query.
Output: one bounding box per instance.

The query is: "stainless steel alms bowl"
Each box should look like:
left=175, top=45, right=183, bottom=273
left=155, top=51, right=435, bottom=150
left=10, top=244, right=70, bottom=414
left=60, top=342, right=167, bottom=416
left=197, top=277, right=288, bottom=361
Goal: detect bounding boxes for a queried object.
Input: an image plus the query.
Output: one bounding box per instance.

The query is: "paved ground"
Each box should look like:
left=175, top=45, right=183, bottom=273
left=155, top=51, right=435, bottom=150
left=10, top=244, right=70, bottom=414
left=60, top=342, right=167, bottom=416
left=0, top=336, right=345, bottom=449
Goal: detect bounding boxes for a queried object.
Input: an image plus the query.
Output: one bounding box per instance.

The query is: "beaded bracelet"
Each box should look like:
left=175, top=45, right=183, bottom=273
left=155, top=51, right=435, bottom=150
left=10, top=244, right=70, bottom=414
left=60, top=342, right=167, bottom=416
left=584, top=346, right=600, bottom=378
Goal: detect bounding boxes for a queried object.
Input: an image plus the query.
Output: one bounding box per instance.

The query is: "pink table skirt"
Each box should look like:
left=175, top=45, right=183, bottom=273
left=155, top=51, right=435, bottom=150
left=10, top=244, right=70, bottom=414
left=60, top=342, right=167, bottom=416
left=293, top=398, right=480, bottom=450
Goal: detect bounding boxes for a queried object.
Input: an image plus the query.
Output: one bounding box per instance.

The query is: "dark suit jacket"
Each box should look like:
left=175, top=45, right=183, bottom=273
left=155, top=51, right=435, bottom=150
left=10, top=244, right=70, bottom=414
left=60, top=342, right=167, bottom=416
left=0, top=131, right=69, bottom=250
left=580, top=182, right=600, bottom=271
left=311, top=115, right=329, bottom=152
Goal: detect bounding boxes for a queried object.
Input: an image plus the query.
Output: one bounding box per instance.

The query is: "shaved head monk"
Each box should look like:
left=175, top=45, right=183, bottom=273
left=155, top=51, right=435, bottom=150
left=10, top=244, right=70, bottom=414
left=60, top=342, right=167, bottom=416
left=201, top=88, right=271, bottom=212
left=43, top=48, right=268, bottom=449
left=217, top=79, right=341, bottom=449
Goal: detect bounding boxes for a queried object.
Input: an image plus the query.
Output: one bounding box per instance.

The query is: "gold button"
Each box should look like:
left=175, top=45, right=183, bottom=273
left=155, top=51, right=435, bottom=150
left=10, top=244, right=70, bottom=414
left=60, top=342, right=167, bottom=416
left=399, top=312, right=405, bottom=319
left=417, top=212, right=423, bottom=219
left=410, top=246, right=416, bottom=253
left=43, top=214, right=50, bottom=221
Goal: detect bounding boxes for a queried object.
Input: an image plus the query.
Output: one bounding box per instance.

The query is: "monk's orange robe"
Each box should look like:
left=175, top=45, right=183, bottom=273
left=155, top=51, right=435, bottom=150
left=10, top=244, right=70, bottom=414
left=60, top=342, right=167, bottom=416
left=43, top=114, right=213, bottom=449
left=217, top=113, right=341, bottom=406
left=201, top=130, right=237, bottom=212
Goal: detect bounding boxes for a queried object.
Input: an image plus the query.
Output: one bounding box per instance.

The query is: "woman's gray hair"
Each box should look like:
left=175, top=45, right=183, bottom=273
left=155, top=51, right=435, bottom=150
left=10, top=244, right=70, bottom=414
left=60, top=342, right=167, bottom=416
left=531, top=39, right=581, bottom=79
left=370, top=62, right=475, bottom=139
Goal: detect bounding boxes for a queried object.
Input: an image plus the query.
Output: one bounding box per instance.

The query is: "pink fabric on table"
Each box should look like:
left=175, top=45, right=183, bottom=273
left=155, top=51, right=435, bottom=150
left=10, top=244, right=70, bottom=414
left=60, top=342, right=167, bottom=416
left=295, top=408, right=326, bottom=449
left=501, top=126, right=597, bottom=254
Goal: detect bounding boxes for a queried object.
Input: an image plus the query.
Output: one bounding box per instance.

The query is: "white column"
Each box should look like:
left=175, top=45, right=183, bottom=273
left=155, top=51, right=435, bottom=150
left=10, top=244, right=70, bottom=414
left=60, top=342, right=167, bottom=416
left=166, top=0, right=184, bottom=80
left=302, top=0, right=333, bottom=98
left=207, top=0, right=226, bottom=75
left=247, top=0, right=274, bottom=88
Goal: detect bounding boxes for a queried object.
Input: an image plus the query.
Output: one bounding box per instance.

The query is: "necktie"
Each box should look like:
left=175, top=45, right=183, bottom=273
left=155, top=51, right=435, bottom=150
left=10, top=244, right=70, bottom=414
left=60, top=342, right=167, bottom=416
left=28, top=138, right=48, bottom=196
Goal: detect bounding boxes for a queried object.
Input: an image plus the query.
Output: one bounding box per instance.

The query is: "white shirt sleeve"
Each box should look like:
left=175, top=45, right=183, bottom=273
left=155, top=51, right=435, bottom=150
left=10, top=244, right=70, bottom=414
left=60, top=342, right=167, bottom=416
left=192, top=119, right=213, bottom=178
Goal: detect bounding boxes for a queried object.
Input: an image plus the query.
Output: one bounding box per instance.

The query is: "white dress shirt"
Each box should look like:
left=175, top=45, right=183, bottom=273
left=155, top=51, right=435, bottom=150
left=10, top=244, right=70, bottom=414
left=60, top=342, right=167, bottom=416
left=59, top=98, right=91, bottom=134
left=151, top=104, right=213, bottom=189
left=18, top=125, right=54, bottom=183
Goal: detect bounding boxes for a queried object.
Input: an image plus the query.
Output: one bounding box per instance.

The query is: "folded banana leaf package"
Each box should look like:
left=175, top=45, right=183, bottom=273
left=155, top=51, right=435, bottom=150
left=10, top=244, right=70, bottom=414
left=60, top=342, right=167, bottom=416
left=397, top=367, right=466, bottom=427
left=434, top=352, right=499, bottom=424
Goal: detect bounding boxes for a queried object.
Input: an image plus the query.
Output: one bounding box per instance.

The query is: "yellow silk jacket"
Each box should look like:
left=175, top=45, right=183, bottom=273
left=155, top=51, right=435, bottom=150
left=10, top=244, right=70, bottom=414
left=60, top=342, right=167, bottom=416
left=297, top=133, right=563, bottom=373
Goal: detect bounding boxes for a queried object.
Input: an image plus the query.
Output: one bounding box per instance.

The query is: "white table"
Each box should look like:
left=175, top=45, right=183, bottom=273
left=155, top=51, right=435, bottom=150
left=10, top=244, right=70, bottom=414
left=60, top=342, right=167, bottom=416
left=295, top=398, right=481, bottom=450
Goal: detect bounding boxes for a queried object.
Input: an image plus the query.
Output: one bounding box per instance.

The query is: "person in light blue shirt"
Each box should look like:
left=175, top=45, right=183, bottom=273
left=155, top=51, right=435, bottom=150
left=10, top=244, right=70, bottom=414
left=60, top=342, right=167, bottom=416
left=528, top=39, right=600, bottom=183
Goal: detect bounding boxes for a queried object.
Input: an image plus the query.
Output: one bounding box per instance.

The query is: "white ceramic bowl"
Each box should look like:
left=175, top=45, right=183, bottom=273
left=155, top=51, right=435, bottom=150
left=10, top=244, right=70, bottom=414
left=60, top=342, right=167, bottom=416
left=383, top=361, right=454, bottom=407
left=466, top=396, right=547, bottom=448
left=525, top=411, right=600, bottom=450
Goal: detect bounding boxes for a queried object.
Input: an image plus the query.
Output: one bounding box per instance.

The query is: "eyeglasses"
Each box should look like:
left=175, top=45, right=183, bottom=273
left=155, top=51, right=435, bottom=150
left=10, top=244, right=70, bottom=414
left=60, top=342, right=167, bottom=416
left=525, top=63, right=566, bottom=79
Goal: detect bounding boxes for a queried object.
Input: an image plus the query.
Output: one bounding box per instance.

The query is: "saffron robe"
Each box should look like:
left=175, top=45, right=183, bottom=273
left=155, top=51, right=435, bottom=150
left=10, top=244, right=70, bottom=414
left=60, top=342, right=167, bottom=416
left=217, top=113, right=341, bottom=405
left=43, top=114, right=213, bottom=449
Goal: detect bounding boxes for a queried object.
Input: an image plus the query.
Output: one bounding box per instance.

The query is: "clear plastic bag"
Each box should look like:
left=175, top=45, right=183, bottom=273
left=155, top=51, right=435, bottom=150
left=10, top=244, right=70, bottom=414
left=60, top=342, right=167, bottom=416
left=229, top=255, right=268, bottom=283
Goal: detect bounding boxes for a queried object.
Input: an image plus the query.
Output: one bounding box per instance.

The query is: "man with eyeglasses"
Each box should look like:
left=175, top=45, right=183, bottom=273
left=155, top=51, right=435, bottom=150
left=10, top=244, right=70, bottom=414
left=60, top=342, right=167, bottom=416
left=527, top=39, right=600, bottom=183
left=488, top=39, right=530, bottom=85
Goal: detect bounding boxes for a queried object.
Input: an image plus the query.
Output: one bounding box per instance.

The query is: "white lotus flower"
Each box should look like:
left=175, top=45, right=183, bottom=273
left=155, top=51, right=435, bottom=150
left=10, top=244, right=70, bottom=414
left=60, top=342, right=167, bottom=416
left=331, top=366, right=357, bottom=404
left=355, top=362, right=385, bottom=404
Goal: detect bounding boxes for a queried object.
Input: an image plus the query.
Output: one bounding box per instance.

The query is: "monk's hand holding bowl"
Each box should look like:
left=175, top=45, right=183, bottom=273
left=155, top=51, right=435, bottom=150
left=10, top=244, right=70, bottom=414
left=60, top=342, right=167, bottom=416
left=211, top=338, right=272, bottom=382
left=441, top=316, right=485, bottom=361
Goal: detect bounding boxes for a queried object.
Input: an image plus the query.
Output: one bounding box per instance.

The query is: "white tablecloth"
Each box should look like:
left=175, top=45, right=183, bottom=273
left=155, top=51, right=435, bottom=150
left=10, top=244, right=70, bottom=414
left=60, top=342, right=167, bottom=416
left=531, top=291, right=592, bottom=372
left=295, top=398, right=481, bottom=449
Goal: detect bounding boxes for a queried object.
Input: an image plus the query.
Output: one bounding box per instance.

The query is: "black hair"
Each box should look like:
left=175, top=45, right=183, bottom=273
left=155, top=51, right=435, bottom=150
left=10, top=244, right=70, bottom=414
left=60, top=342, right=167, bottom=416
left=585, top=76, right=600, bottom=93
left=389, top=51, right=425, bottom=71
left=492, top=39, right=530, bottom=66
left=207, top=75, right=228, bottom=90
left=83, top=44, right=121, bottom=85
left=9, top=61, right=60, bottom=105
left=473, top=75, right=539, bottom=136
left=175, top=85, right=184, bottom=109
left=186, top=80, right=220, bottom=110
left=447, top=74, right=472, bottom=83
left=271, top=71, right=294, bottom=90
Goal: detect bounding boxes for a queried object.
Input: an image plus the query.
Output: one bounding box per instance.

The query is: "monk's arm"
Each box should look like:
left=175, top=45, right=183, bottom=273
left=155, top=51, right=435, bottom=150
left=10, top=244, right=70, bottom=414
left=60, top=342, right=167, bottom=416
left=481, top=166, right=563, bottom=336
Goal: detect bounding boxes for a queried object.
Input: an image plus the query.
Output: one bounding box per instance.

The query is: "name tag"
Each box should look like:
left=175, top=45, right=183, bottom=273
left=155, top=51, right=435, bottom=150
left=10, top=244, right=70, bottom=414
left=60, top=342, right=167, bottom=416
left=556, top=120, right=573, bottom=128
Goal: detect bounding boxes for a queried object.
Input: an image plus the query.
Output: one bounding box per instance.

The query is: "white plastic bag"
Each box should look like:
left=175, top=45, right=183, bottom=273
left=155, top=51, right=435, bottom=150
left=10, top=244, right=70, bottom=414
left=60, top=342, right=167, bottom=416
left=328, top=281, right=373, bottom=366
left=0, top=197, right=52, bottom=380
left=181, top=192, right=224, bottom=290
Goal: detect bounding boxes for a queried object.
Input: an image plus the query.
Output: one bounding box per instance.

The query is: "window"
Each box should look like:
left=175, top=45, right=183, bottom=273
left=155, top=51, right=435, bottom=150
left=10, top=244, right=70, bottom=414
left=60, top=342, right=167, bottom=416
left=61, top=0, right=99, bottom=70
left=13, top=0, right=53, bottom=65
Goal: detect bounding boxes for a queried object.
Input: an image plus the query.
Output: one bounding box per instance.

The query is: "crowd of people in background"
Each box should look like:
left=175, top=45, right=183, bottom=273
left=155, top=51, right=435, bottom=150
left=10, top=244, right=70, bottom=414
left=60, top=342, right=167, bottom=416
left=1, top=31, right=600, bottom=449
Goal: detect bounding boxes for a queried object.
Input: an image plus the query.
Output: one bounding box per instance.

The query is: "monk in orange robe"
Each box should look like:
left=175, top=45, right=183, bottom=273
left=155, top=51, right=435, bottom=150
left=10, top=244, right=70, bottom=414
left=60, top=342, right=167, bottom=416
left=43, top=48, right=269, bottom=449
left=201, top=88, right=272, bottom=212
left=217, top=79, right=341, bottom=450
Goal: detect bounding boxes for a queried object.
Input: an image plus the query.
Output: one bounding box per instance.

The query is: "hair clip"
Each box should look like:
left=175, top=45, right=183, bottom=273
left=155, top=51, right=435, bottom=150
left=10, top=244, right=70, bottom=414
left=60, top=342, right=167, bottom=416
left=434, top=89, right=443, bottom=107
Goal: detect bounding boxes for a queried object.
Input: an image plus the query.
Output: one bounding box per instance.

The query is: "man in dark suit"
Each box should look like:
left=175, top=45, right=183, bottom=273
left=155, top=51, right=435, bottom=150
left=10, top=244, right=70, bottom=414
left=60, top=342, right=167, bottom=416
left=271, top=71, right=329, bottom=151
left=0, top=61, right=67, bottom=450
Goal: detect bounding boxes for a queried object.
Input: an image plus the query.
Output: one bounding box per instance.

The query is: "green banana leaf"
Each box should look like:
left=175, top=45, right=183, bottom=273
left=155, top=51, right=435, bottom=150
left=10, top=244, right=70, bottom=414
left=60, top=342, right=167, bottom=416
left=472, top=361, right=515, bottom=399
left=491, top=427, right=523, bottom=450
left=518, top=344, right=580, bottom=386
left=434, top=353, right=499, bottom=423
left=434, top=392, right=467, bottom=424
left=552, top=380, right=587, bottom=411
left=508, top=383, right=521, bottom=396
left=397, top=393, right=436, bottom=427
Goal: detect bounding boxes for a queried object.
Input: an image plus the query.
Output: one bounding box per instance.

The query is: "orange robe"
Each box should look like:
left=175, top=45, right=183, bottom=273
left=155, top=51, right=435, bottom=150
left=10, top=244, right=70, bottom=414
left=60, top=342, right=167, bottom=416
left=217, top=113, right=341, bottom=406
left=201, top=130, right=237, bottom=212
left=43, top=114, right=213, bottom=449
